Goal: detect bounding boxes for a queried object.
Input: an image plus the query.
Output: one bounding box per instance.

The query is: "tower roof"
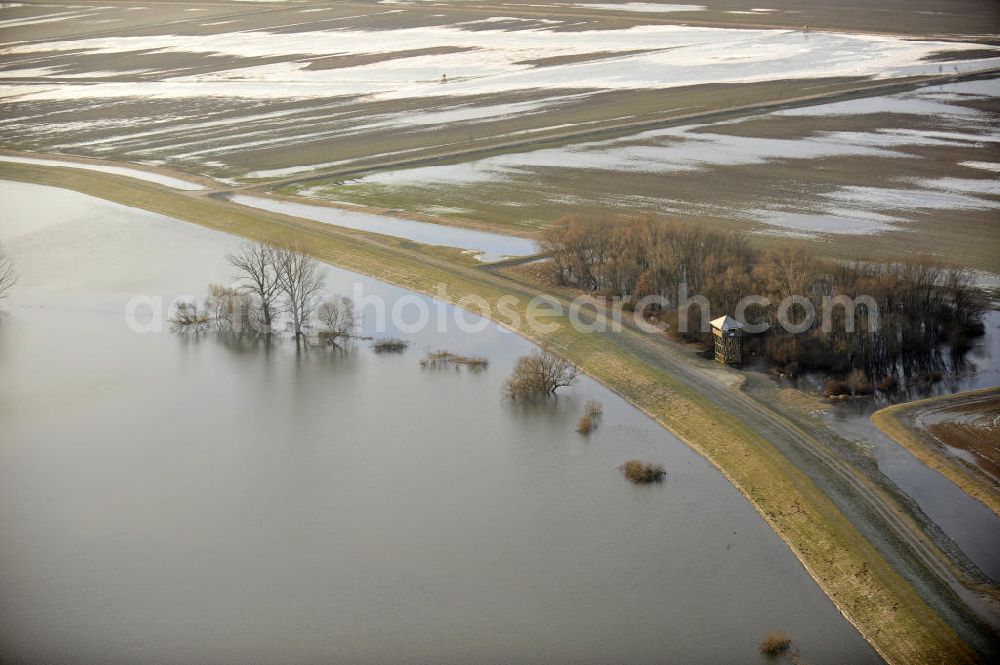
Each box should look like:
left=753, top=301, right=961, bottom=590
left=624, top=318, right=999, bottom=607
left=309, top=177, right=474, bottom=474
left=710, top=315, right=744, bottom=331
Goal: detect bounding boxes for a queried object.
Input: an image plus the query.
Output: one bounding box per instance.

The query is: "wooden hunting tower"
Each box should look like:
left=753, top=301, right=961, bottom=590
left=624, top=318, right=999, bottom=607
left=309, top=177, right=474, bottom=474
left=711, top=315, right=745, bottom=365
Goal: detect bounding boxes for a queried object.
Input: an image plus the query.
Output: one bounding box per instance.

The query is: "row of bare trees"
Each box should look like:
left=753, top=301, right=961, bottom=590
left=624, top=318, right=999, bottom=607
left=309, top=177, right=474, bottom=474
left=540, top=215, right=986, bottom=378
left=0, top=242, right=17, bottom=303
left=170, top=241, right=356, bottom=343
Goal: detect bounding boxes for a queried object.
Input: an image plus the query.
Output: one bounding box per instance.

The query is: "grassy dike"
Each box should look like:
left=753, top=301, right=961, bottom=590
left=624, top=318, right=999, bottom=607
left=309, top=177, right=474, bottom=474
left=0, top=163, right=980, bottom=665
left=873, top=387, right=1000, bottom=519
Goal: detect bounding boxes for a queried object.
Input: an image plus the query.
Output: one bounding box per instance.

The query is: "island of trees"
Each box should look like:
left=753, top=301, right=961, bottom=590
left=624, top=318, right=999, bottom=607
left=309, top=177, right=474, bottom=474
left=170, top=240, right=356, bottom=345
left=540, top=215, right=985, bottom=387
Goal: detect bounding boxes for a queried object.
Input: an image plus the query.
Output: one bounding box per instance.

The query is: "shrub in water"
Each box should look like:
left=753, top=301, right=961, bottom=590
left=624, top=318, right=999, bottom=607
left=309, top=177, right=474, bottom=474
left=619, top=460, right=665, bottom=484
left=759, top=630, right=792, bottom=654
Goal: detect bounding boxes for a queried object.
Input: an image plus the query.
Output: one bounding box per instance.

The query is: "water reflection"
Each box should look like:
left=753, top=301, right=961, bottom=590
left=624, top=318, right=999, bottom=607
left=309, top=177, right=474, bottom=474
left=757, top=309, right=1000, bottom=580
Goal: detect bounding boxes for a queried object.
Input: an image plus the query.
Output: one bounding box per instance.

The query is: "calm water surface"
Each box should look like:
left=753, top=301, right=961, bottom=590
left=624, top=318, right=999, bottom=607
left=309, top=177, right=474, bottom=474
left=227, top=194, right=538, bottom=262
left=0, top=180, right=880, bottom=664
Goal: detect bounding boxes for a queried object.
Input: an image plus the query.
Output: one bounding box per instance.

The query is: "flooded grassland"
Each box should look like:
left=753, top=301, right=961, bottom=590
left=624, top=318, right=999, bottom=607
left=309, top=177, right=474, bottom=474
left=1, top=1, right=998, bottom=184
left=288, top=77, right=1000, bottom=273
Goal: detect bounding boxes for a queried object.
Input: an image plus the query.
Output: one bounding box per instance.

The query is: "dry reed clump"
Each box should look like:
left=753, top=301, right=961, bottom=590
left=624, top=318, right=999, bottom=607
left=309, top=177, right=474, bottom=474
left=585, top=399, right=603, bottom=418
left=619, top=460, right=665, bottom=484
left=875, top=375, right=897, bottom=391
left=823, top=378, right=850, bottom=398
left=371, top=338, right=409, bottom=353
left=759, top=630, right=792, bottom=654
left=846, top=368, right=872, bottom=395
left=420, top=350, right=489, bottom=368
left=825, top=368, right=874, bottom=397
left=577, top=400, right=604, bottom=434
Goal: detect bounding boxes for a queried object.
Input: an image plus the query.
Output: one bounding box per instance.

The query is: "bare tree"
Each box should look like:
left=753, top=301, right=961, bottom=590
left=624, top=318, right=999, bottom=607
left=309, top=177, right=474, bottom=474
left=0, top=242, right=17, bottom=301
left=273, top=243, right=325, bottom=337
left=168, top=299, right=210, bottom=333
left=316, top=295, right=356, bottom=345
left=502, top=348, right=578, bottom=400
left=227, top=241, right=280, bottom=332
left=204, top=283, right=253, bottom=332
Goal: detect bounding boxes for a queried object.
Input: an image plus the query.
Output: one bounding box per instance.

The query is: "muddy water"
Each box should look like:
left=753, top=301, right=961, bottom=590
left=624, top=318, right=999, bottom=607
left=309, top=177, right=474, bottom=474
left=0, top=180, right=881, bottom=664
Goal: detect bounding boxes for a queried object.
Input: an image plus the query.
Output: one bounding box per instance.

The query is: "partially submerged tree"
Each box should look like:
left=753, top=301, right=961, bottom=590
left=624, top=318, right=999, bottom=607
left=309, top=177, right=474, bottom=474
left=503, top=348, right=578, bottom=400
left=316, top=295, right=356, bottom=345
left=273, top=243, right=325, bottom=337
left=168, top=299, right=210, bottom=333
left=204, top=283, right=254, bottom=332
left=227, top=241, right=281, bottom=332
left=0, top=243, right=17, bottom=301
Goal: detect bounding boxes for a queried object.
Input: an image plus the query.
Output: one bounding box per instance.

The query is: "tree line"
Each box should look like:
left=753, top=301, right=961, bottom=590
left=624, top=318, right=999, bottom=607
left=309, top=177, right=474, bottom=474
left=540, top=215, right=986, bottom=380
left=170, top=241, right=355, bottom=344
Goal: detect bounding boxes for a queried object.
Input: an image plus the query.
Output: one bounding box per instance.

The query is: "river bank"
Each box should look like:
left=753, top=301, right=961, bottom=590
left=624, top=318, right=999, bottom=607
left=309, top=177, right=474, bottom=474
left=873, top=387, right=1000, bottom=517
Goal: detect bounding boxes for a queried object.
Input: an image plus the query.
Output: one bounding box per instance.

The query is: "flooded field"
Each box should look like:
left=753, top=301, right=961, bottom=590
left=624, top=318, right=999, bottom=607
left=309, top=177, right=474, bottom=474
left=0, top=179, right=882, bottom=664
left=292, top=77, right=1000, bottom=270
left=1, top=1, right=998, bottom=183
left=2, top=3, right=999, bottom=660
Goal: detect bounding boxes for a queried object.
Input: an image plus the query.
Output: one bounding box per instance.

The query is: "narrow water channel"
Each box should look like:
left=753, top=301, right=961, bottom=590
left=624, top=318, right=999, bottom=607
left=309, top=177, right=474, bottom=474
left=226, top=193, right=538, bottom=263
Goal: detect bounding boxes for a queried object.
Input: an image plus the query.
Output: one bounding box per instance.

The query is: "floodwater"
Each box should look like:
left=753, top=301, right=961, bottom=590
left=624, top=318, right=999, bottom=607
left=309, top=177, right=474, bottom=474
left=313, top=77, right=1000, bottom=238
left=0, top=154, right=206, bottom=191
left=809, top=311, right=1000, bottom=581
left=0, top=180, right=880, bottom=664
left=227, top=194, right=538, bottom=262
left=3, top=21, right=995, bottom=104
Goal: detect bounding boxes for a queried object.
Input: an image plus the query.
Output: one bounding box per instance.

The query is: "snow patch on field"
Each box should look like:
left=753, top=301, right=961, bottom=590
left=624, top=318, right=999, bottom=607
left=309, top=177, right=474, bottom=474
left=961, top=161, right=1000, bottom=173
left=574, top=3, right=705, bottom=12
left=747, top=210, right=901, bottom=235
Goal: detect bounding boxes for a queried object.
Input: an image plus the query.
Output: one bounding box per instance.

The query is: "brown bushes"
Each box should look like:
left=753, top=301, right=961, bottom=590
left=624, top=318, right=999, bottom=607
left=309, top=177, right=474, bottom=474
left=577, top=400, right=604, bottom=434
left=585, top=399, right=603, bottom=418
left=825, top=372, right=875, bottom=397
left=875, top=375, right=897, bottom=391
left=420, top=350, right=489, bottom=369
left=759, top=630, right=792, bottom=654
left=371, top=338, right=409, bottom=353
left=846, top=368, right=872, bottom=395
left=823, top=379, right=850, bottom=398
left=619, top=460, right=666, bottom=484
